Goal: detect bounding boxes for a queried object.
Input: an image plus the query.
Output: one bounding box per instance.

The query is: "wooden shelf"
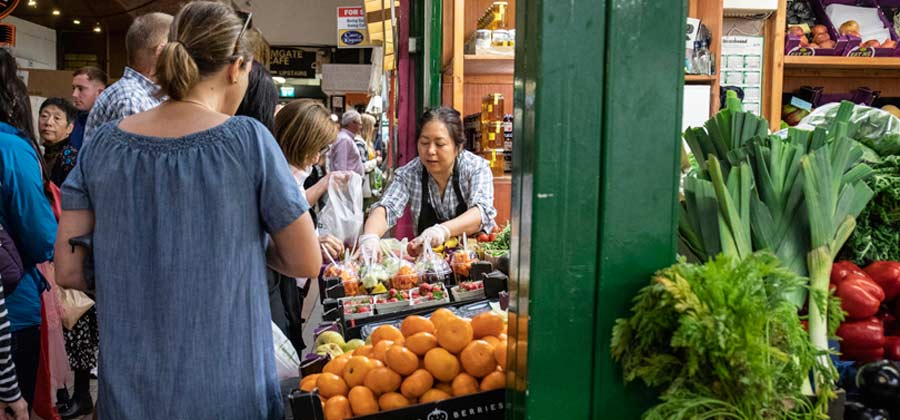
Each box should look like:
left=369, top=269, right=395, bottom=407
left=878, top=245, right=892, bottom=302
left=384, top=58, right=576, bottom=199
left=445, top=55, right=515, bottom=76
left=685, top=74, right=716, bottom=83
left=784, top=56, right=900, bottom=71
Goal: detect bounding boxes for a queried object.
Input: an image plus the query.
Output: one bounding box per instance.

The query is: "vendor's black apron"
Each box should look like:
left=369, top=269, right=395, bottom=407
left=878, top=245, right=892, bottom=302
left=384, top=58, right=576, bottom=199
left=417, top=159, right=468, bottom=235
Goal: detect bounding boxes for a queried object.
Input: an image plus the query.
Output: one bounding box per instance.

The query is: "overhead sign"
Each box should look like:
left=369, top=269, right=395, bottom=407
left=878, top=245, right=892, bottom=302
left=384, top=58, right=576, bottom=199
left=337, top=6, right=370, bottom=48
left=269, top=47, right=318, bottom=79
left=0, top=0, right=20, bottom=20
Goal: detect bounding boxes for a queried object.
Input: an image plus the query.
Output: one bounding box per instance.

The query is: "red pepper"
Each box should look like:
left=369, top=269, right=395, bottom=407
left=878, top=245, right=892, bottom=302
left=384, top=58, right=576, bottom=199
left=864, top=261, right=900, bottom=302
left=832, top=260, right=867, bottom=286
left=886, top=336, right=900, bottom=361
left=840, top=346, right=885, bottom=363
left=837, top=273, right=885, bottom=319
left=837, top=317, right=886, bottom=349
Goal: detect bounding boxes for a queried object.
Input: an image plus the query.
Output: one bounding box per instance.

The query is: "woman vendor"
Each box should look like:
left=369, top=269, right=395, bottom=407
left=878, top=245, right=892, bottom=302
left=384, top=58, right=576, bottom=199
left=359, top=107, right=497, bottom=254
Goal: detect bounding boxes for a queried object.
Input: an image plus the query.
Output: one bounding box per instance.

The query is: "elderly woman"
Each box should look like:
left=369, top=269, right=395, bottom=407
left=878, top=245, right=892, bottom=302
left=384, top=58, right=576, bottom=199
left=38, top=98, right=80, bottom=187
left=359, top=107, right=497, bottom=254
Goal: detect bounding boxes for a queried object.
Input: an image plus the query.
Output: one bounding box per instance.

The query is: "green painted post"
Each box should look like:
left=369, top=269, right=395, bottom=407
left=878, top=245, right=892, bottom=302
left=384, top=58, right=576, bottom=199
left=428, top=0, right=442, bottom=109
left=508, top=0, right=686, bottom=418
left=507, top=0, right=606, bottom=419
left=591, top=0, right=686, bottom=417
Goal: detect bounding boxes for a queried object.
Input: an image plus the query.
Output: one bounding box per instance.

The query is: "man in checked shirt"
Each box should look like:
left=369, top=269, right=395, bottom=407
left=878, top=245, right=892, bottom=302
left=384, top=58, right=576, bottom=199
left=81, top=12, right=173, bottom=145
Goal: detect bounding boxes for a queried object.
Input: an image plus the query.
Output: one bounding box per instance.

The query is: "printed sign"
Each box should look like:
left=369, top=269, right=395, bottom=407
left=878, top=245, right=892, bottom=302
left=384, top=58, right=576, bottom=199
left=0, top=0, right=19, bottom=20
left=338, top=6, right=370, bottom=48
left=269, top=47, right=318, bottom=79
left=721, top=36, right=764, bottom=116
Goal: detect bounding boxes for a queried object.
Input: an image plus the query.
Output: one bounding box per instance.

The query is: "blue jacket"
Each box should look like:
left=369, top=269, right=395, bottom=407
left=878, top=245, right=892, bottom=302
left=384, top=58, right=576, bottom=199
left=69, top=111, right=88, bottom=150
left=0, top=122, right=56, bottom=331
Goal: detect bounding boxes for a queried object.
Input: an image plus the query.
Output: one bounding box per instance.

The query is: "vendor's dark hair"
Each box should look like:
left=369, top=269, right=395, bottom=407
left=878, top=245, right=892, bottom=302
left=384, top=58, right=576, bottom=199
left=236, top=61, right=277, bottom=133
left=39, top=97, right=78, bottom=124
left=417, top=107, right=466, bottom=149
left=0, top=49, right=49, bottom=184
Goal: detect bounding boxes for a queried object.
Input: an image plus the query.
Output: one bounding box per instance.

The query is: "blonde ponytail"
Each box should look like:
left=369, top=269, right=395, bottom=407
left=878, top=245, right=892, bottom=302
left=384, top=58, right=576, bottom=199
left=155, top=41, right=199, bottom=101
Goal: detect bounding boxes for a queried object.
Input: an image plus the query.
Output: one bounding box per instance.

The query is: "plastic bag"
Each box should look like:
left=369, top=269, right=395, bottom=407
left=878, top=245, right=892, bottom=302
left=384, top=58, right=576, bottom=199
left=799, top=102, right=900, bottom=156
left=56, top=288, right=95, bottom=330
left=272, top=321, right=300, bottom=381
left=34, top=262, right=72, bottom=420
left=319, top=172, right=364, bottom=246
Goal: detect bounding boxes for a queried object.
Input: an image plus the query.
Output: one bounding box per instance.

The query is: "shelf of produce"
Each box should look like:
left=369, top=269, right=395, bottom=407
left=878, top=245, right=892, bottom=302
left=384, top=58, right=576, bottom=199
left=784, top=56, right=900, bottom=71
left=684, top=74, right=716, bottom=84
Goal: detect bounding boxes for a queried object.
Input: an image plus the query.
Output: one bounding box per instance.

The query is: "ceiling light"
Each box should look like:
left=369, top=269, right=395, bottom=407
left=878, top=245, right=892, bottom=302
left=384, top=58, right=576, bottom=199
left=73, top=19, right=80, bottom=25
left=27, top=0, right=36, bottom=7
left=93, top=25, right=101, bottom=33
left=52, top=9, right=60, bottom=16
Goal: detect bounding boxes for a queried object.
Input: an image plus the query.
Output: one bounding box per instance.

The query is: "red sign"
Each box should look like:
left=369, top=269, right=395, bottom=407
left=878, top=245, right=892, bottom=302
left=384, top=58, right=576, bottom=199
left=338, top=6, right=363, bottom=18
left=0, top=0, right=19, bottom=20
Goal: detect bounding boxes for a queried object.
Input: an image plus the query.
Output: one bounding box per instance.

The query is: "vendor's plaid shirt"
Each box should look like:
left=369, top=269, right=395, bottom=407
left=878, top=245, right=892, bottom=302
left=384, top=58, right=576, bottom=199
left=370, top=150, right=497, bottom=234
left=83, top=67, right=162, bottom=145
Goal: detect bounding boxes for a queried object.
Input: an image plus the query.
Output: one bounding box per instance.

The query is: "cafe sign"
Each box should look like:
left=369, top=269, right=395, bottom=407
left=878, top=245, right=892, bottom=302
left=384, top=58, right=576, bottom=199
left=269, top=47, right=318, bottom=79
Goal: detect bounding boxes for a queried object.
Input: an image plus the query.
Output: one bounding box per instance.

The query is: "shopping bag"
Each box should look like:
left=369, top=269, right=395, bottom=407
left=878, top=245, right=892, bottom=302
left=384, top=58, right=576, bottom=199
left=318, top=172, right=363, bottom=246
left=272, top=321, right=300, bottom=381
left=33, top=263, right=72, bottom=420
left=56, top=287, right=94, bottom=330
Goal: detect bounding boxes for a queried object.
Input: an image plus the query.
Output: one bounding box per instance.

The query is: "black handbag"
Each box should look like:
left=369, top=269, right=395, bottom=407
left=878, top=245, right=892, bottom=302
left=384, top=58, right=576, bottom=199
left=0, top=225, right=24, bottom=295
left=68, top=234, right=95, bottom=291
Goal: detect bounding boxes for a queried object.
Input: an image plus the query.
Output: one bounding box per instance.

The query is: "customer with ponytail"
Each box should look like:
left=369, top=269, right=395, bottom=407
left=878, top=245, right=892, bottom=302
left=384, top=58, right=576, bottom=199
left=54, top=2, right=320, bottom=418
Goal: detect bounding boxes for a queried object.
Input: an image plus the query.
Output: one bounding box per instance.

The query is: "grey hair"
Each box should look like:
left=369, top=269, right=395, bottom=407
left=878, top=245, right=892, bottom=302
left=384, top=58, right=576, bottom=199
left=341, top=110, right=361, bottom=127
left=126, top=12, right=174, bottom=66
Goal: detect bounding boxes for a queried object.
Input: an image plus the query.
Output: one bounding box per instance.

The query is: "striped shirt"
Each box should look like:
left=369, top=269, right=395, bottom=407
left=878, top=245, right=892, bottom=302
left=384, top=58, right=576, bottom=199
left=0, top=285, right=21, bottom=403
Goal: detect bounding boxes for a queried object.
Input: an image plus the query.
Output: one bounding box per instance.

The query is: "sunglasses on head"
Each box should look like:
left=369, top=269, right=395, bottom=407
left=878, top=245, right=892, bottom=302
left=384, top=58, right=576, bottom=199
left=233, top=11, right=253, bottom=56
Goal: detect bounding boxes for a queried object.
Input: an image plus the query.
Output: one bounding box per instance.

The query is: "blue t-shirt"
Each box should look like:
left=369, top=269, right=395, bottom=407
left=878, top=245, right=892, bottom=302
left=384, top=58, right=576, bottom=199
left=69, top=111, right=89, bottom=150
left=0, top=122, right=57, bottom=332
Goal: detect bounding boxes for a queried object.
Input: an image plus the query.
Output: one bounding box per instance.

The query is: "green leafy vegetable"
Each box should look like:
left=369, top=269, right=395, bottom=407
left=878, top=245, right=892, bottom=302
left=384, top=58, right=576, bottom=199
left=611, top=253, right=834, bottom=420
left=480, top=223, right=510, bottom=254
left=841, top=155, right=900, bottom=264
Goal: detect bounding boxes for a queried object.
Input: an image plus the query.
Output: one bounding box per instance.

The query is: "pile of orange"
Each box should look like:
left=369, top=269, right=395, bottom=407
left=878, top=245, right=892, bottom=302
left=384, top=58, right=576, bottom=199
left=303, top=310, right=508, bottom=420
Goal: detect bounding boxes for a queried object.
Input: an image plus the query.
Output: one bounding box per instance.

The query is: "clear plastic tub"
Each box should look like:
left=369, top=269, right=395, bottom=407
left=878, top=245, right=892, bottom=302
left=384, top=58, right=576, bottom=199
left=417, top=252, right=453, bottom=285
left=324, top=262, right=361, bottom=296
left=391, top=263, right=420, bottom=290
left=450, top=249, right=478, bottom=284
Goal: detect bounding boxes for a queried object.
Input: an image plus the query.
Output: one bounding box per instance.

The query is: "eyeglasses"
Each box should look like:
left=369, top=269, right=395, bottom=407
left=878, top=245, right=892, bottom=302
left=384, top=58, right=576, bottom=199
left=233, top=11, right=253, bottom=56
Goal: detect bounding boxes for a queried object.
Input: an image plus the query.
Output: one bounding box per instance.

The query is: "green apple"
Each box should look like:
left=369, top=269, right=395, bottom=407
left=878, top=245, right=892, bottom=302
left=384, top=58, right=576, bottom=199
left=342, top=339, right=365, bottom=352
left=315, top=331, right=346, bottom=348
left=315, top=343, right=344, bottom=358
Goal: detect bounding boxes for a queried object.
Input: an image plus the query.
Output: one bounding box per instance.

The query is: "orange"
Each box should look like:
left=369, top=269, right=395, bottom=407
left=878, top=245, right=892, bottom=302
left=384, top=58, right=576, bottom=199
left=498, top=333, right=508, bottom=341
left=451, top=373, right=479, bottom=396
left=364, top=367, right=402, bottom=395
left=323, top=354, right=352, bottom=376
left=419, top=388, right=451, bottom=403
left=429, top=308, right=456, bottom=330
left=300, top=374, right=320, bottom=392
left=400, top=369, right=434, bottom=399
left=494, top=340, right=508, bottom=370
left=371, top=340, right=395, bottom=363
left=317, top=373, right=349, bottom=398
left=372, top=359, right=385, bottom=368
left=378, top=392, right=411, bottom=411
left=348, top=386, right=379, bottom=416
left=386, top=345, right=419, bottom=376
left=460, top=340, right=496, bottom=378
left=471, top=312, right=505, bottom=338
left=435, top=381, right=453, bottom=394
left=424, top=347, right=461, bottom=382
left=406, top=332, right=439, bottom=356
left=436, top=316, right=473, bottom=353
left=401, top=315, right=436, bottom=337
left=370, top=325, right=405, bottom=346
left=354, top=345, right=374, bottom=359
left=481, top=336, right=500, bottom=348
left=342, top=356, right=376, bottom=388
left=324, top=396, right=353, bottom=420
left=480, top=371, right=505, bottom=391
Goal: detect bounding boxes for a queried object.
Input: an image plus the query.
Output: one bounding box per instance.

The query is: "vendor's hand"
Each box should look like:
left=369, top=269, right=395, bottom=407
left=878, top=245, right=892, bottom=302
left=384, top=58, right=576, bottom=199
left=319, top=235, right=345, bottom=261
left=358, top=233, right=382, bottom=260
left=328, top=171, right=353, bottom=186
left=411, top=224, right=451, bottom=251
left=0, top=398, right=29, bottom=420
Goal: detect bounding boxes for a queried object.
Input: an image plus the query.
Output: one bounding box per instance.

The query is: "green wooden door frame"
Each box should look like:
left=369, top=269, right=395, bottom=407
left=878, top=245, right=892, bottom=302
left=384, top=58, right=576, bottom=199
left=507, top=0, right=686, bottom=419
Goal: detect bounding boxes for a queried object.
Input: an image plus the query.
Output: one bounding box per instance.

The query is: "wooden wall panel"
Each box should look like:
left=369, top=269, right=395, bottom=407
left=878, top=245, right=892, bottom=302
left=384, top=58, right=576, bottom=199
left=441, top=76, right=513, bottom=116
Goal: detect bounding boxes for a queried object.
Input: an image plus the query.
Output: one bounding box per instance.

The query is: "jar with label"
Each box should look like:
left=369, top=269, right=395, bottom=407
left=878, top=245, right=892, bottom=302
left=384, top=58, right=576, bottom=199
left=481, top=122, right=504, bottom=150
left=481, top=93, right=504, bottom=124
left=503, top=151, right=512, bottom=173
left=502, top=114, right=513, bottom=152
left=492, top=30, right=511, bottom=47
left=482, top=149, right=505, bottom=177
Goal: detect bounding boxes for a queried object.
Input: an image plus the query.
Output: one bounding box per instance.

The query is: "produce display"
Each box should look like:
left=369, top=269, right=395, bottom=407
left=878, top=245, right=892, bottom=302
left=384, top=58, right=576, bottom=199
left=787, top=24, right=836, bottom=50
left=612, top=253, right=832, bottom=418
left=301, top=309, right=508, bottom=419
left=832, top=260, right=900, bottom=363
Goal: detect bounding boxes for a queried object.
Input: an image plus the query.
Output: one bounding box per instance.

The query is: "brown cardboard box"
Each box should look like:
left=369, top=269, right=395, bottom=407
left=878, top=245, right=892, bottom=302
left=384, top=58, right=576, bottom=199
left=23, top=68, right=72, bottom=99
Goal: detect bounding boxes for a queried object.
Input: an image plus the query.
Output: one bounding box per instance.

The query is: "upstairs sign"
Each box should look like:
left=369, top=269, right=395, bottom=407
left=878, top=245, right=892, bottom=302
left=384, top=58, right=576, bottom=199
left=269, top=47, right=318, bottom=79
